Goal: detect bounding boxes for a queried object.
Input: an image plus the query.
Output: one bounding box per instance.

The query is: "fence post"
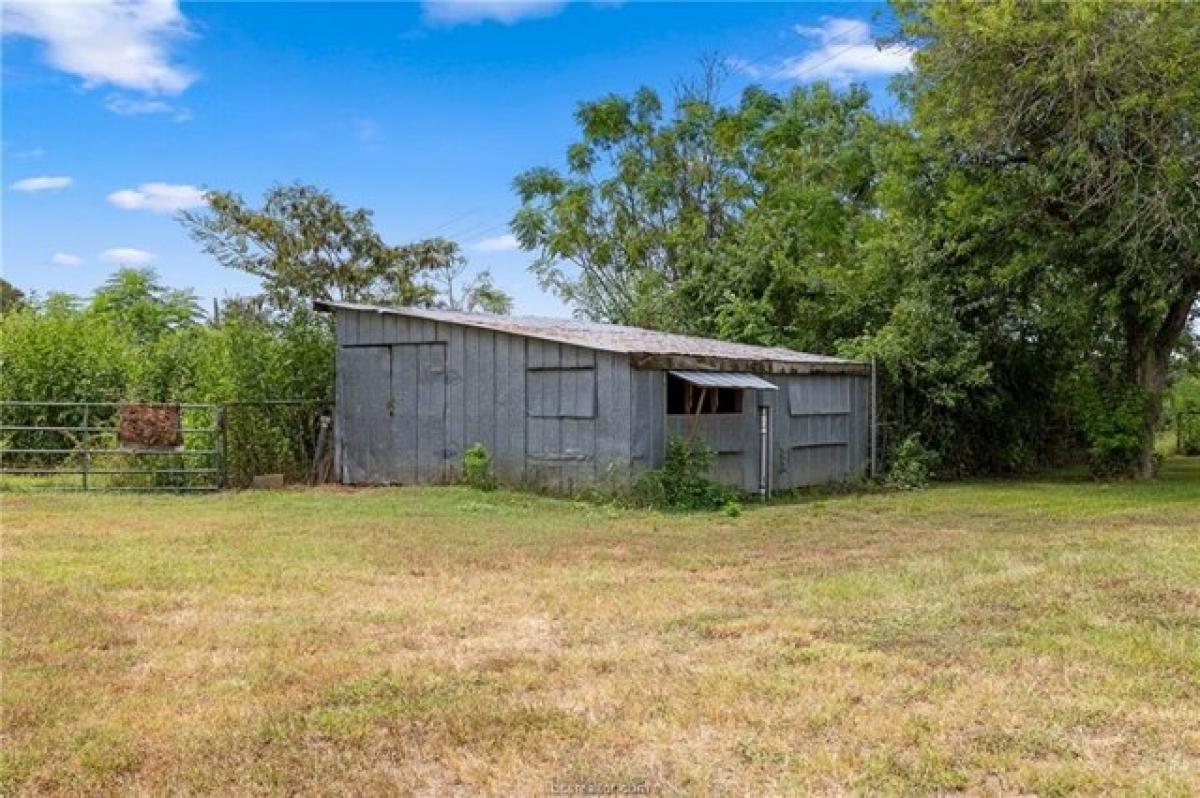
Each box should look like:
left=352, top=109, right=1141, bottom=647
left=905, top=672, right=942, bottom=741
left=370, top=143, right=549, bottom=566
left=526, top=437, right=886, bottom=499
left=310, top=415, right=329, bottom=486
left=81, top=404, right=90, bottom=491
left=870, top=357, right=878, bottom=480
left=217, top=405, right=228, bottom=489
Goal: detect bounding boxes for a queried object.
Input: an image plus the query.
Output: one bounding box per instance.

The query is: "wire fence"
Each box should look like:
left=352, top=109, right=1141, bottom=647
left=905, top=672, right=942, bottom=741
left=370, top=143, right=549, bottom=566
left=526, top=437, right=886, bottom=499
left=221, top=401, right=333, bottom=488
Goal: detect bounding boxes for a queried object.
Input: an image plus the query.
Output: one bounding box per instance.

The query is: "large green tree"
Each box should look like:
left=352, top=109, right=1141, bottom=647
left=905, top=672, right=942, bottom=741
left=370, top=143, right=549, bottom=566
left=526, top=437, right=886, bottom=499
left=512, top=67, right=894, bottom=338
left=512, top=66, right=756, bottom=327
left=510, top=68, right=1078, bottom=475
left=894, top=0, right=1200, bottom=478
left=181, top=183, right=510, bottom=314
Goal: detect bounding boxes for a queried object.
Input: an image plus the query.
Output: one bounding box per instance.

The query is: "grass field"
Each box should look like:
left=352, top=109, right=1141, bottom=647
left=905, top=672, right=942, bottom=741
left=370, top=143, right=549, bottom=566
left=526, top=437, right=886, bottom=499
left=3, top=460, right=1199, bottom=795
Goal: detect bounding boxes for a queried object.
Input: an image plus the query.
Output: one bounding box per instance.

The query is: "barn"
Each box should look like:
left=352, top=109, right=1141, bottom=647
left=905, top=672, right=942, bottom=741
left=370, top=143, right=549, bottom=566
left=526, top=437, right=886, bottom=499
left=315, top=301, right=876, bottom=495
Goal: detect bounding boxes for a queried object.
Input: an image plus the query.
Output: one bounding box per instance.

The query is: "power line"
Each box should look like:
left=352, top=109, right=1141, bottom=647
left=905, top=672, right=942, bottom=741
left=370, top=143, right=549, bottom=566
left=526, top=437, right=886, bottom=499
left=450, top=215, right=515, bottom=245
left=415, top=206, right=486, bottom=240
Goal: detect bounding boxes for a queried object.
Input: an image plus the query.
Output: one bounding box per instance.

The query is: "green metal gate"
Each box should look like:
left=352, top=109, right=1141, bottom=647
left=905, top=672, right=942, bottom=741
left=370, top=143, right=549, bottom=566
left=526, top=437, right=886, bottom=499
left=0, top=401, right=223, bottom=491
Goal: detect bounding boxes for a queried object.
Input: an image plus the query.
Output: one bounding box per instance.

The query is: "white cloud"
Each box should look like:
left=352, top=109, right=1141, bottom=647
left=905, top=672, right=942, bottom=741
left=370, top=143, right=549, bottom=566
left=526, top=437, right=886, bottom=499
left=104, top=94, right=192, bottom=121
left=10, top=176, right=72, bottom=192
left=2, top=0, right=196, bottom=94
left=107, top=182, right=207, bottom=213
left=422, top=0, right=566, bottom=26
left=51, top=252, right=83, bottom=267
left=472, top=233, right=520, bottom=253
left=100, top=247, right=156, bottom=265
left=730, top=17, right=913, bottom=84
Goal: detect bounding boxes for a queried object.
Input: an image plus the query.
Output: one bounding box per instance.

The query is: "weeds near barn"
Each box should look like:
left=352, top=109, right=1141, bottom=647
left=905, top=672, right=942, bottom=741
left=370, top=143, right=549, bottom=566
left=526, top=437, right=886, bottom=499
left=3, top=460, right=1199, bottom=794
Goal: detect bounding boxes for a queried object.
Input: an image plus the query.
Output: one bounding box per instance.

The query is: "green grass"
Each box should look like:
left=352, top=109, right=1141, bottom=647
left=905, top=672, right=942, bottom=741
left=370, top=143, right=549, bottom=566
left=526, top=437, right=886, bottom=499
left=3, top=460, right=1199, bottom=794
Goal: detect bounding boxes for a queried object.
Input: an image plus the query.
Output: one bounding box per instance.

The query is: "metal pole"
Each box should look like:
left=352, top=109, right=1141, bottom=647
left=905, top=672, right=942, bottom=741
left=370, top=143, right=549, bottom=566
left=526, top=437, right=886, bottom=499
left=870, top=357, right=878, bottom=479
left=81, top=404, right=90, bottom=491
left=217, top=405, right=228, bottom=489
left=310, top=415, right=330, bottom=486
left=758, top=405, right=770, bottom=502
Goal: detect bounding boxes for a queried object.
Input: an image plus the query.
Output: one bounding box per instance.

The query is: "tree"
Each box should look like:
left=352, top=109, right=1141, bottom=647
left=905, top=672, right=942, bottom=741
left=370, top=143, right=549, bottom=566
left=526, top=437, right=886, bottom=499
left=460, top=272, right=513, bottom=315
left=512, top=64, right=757, bottom=326
left=0, top=278, right=26, bottom=315
left=88, top=268, right=201, bottom=343
left=403, top=238, right=513, bottom=314
left=180, top=183, right=440, bottom=313
left=511, top=66, right=896, bottom=339
left=894, top=0, right=1200, bottom=478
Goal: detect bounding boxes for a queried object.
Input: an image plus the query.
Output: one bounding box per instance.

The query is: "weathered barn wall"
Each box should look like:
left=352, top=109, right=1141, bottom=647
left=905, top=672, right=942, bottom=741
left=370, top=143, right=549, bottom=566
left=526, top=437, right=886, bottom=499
left=333, top=307, right=636, bottom=490
left=332, top=306, right=871, bottom=492
left=629, top=368, right=871, bottom=490
left=664, top=394, right=761, bottom=492
left=771, top=373, right=870, bottom=489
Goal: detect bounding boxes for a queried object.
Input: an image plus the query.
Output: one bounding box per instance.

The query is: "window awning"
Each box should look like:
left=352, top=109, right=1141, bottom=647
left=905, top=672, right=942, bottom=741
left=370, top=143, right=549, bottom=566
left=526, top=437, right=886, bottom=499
left=668, top=371, right=779, bottom=390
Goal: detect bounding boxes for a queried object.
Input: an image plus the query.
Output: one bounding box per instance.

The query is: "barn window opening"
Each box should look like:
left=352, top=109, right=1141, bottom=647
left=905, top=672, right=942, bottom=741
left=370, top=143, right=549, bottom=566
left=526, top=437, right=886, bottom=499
left=666, top=374, right=744, bottom=415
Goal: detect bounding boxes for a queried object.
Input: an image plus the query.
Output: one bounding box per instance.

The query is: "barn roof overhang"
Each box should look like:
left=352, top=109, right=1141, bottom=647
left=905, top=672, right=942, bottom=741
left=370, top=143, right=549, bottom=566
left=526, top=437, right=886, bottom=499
left=314, top=300, right=871, bottom=376
left=636, top=354, right=869, bottom=377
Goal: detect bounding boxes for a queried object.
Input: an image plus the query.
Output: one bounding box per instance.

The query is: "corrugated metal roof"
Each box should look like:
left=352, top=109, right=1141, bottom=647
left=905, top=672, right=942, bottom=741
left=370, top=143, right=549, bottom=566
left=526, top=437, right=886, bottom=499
left=314, top=301, right=865, bottom=371
left=669, top=371, right=779, bottom=390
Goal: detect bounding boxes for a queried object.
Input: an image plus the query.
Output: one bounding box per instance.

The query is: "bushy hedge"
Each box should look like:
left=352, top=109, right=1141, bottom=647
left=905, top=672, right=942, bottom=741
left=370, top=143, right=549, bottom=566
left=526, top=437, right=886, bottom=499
left=0, top=296, right=334, bottom=486
left=0, top=309, right=135, bottom=404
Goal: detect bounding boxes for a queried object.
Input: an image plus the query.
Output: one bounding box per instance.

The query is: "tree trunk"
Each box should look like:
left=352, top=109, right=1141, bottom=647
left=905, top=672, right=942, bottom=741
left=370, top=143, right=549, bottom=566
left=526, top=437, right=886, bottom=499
left=1132, top=350, right=1167, bottom=480
left=1129, top=281, right=1199, bottom=479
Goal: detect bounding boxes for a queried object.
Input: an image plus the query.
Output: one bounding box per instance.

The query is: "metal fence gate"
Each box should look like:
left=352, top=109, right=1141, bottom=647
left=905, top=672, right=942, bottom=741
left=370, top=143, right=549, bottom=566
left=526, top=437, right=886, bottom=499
left=0, top=401, right=222, bottom=491
left=0, top=400, right=334, bottom=491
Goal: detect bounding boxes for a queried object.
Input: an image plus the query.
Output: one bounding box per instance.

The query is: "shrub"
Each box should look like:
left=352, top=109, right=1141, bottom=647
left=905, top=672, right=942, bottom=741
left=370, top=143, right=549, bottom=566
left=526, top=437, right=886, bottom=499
left=1179, top=417, right=1200, bottom=456
left=462, top=443, right=496, bottom=491
left=633, top=436, right=736, bottom=510
left=1082, top=392, right=1147, bottom=477
left=1168, top=375, right=1200, bottom=456
left=886, top=433, right=938, bottom=490
left=0, top=308, right=134, bottom=404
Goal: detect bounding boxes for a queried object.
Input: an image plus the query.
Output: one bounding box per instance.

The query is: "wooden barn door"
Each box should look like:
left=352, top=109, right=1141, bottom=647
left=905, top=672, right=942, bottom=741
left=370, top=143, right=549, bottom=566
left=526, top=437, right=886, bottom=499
left=340, top=345, right=394, bottom=484
left=389, top=343, right=447, bottom=484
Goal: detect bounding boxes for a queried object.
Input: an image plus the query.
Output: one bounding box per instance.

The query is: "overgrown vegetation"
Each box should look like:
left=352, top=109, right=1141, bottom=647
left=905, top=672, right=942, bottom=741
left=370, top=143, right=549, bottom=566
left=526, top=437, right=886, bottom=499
left=4, top=461, right=1198, bottom=793
left=1168, top=375, right=1200, bottom=456
left=632, top=436, right=736, bottom=510
left=885, top=433, right=937, bottom=490
left=0, top=269, right=334, bottom=485
left=513, top=3, right=1200, bottom=479
left=462, top=442, right=496, bottom=491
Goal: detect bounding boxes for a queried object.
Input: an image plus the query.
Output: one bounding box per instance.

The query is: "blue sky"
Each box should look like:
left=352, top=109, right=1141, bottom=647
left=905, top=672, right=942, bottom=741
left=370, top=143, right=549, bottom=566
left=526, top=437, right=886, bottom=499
left=3, top=1, right=910, bottom=316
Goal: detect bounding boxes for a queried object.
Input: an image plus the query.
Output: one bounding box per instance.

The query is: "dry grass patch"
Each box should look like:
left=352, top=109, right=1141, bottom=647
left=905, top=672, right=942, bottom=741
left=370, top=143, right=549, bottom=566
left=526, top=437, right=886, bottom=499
left=3, top=460, right=1199, bottom=794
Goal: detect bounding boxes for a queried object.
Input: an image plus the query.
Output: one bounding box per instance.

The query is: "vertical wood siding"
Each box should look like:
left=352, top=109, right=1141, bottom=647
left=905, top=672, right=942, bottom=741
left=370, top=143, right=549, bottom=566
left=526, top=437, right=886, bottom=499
left=664, top=401, right=760, bottom=492
left=773, top=373, right=869, bottom=489
left=333, top=308, right=636, bottom=489
left=332, top=308, right=869, bottom=491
